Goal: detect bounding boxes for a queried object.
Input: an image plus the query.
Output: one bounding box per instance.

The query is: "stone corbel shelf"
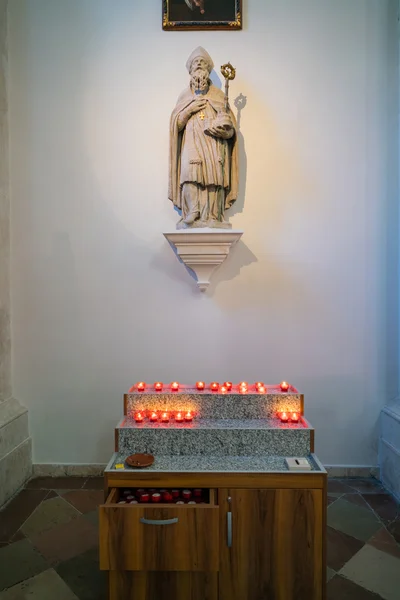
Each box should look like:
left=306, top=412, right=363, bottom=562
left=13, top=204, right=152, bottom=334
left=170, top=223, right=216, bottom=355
left=163, top=229, right=243, bottom=291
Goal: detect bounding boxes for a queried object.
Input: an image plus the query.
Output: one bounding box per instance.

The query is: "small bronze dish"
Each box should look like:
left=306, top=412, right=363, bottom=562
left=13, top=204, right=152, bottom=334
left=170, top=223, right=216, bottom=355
left=126, top=453, right=155, bottom=468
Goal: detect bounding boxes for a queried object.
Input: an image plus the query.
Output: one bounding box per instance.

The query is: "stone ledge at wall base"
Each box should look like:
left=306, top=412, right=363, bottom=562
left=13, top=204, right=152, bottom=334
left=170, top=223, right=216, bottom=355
left=163, top=228, right=243, bottom=291
left=380, top=402, right=400, bottom=501
left=32, top=464, right=107, bottom=477
left=0, top=397, right=32, bottom=508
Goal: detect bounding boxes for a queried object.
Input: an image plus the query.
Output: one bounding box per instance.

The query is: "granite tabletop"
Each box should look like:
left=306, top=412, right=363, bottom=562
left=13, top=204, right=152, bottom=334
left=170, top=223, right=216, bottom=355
left=105, top=453, right=325, bottom=473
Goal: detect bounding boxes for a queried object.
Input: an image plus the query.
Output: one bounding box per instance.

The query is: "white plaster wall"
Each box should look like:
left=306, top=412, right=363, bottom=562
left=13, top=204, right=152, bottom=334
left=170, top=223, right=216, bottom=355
left=8, top=0, right=398, bottom=465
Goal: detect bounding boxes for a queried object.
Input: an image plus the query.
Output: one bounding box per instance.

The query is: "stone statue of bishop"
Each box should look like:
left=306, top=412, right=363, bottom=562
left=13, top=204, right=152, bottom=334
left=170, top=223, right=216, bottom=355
left=169, top=47, right=238, bottom=229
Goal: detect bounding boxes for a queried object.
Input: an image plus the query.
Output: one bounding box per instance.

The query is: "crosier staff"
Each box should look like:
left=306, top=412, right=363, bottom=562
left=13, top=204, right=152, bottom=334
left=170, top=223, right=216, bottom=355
left=221, top=62, right=236, bottom=113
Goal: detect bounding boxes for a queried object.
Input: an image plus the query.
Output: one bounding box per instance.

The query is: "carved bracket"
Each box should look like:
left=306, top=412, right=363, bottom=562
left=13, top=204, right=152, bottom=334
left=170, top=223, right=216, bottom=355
left=163, top=229, right=243, bottom=291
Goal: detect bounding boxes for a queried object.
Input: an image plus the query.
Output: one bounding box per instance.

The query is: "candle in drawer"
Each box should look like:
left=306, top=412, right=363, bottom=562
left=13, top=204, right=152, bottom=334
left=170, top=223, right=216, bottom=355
left=182, top=489, right=192, bottom=500
left=184, top=411, right=193, bottom=422
left=151, top=493, right=161, bottom=503
left=136, top=381, right=146, bottom=392
left=194, top=489, right=202, bottom=498
left=154, top=381, right=163, bottom=391
left=150, top=412, right=158, bottom=422
left=196, top=381, right=205, bottom=390
left=162, top=491, right=173, bottom=503
left=175, top=412, right=184, bottom=422
left=176, top=500, right=184, bottom=504
left=139, top=493, right=150, bottom=503
left=134, top=412, right=144, bottom=423
left=171, top=489, right=180, bottom=499
left=171, top=381, right=179, bottom=391
left=280, top=381, right=289, bottom=392
left=161, top=412, right=170, bottom=422
left=210, top=382, right=219, bottom=391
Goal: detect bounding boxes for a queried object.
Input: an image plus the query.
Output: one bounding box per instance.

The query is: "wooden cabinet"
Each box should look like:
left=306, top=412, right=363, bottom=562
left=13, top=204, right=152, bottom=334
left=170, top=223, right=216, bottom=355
left=100, top=474, right=326, bottom=600
left=100, top=488, right=219, bottom=572
left=219, top=488, right=324, bottom=600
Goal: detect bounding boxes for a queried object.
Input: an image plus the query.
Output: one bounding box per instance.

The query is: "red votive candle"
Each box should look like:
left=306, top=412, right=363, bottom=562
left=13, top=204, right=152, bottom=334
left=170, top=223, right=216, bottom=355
left=223, top=381, right=232, bottom=391
left=161, top=412, right=170, bottom=422
left=196, top=381, right=205, bottom=390
left=220, top=385, right=228, bottom=394
left=290, top=412, right=299, bottom=423
left=139, top=492, right=150, bottom=503
left=194, top=489, right=202, bottom=498
left=171, top=489, right=180, bottom=499
left=258, top=386, right=266, bottom=394
left=175, top=412, right=184, bottom=422
left=280, top=381, right=289, bottom=392
left=239, top=386, right=248, bottom=394
left=279, top=411, right=289, bottom=423
left=150, top=412, right=158, bottom=422
left=134, top=412, right=144, bottom=423
left=239, top=381, right=248, bottom=388
left=162, top=491, right=173, bottom=503
left=182, top=489, right=192, bottom=500
left=176, top=500, right=184, bottom=504
left=255, top=381, right=264, bottom=390
left=154, top=382, right=163, bottom=391
left=151, top=493, right=161, bottom=503
left=184, top=411, right=193, bottom=422
left=136, top=381, right=146, bottom=392
left=210, top=382, right=219, bottom=391
left=171, top=381, right=179, bottom=391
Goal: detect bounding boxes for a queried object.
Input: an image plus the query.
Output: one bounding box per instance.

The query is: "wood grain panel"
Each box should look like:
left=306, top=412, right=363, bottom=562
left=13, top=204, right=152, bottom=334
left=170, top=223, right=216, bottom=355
left=219, top=488, right=323, bottom=600
left=106, top=471, right=325, bottom=491
left=100, top=503, right=219, bottom=571
left=109, top=571, right=218, bottom=600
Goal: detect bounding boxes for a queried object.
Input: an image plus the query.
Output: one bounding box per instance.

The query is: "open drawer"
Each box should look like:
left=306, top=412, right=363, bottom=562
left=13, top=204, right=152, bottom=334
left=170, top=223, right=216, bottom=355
left=99, top=488, right=219, bottom=572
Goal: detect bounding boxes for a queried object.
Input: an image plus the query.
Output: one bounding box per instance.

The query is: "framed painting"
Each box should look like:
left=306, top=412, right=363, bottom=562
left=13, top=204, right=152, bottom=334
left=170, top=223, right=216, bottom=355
left=163, top=0, right=242, bottom=30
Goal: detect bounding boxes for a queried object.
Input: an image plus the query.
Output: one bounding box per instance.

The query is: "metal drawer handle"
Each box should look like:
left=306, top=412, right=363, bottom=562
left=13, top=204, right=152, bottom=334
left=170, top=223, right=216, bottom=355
left=140, top=517, right=179, bottom=526
left=227, top=511, right=232, bottom=547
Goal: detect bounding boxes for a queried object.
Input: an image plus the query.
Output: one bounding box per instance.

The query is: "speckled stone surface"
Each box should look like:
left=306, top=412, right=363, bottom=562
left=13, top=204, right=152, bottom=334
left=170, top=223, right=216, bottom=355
left=106, top=453, right=324, bottom=473
left=125, top=392, right=302, bottom=419
left=116, top=418, right=311, bottom=457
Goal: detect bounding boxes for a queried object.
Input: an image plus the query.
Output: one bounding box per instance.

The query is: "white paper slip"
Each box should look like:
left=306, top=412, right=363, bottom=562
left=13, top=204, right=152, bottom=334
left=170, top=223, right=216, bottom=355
left=285, top=457, right=312, bottom=471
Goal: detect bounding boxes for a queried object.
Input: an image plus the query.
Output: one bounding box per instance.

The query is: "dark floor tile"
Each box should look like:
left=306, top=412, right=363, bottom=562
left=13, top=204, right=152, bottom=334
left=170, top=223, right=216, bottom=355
left=45, top=490, right=59, bottom=500
left=388, top=518, right=400, bottom=544
left=328, top=480, right=354, bottom=495
left=82, top=477, right=104, bottom=490
left=328, top=495, right=338, bottom=505
left=368, top=527, right=400, bottom=559
left=346, top=478, right=385, bottom=494
left=362, top=493, right=400, bottom=524
left=62, top=490, right=103, bottom=514
left=56, top=547, right=107, bottom=600
left=0, top=543, right=8, bottom=549
left=0, top=539, right=49, bottom=591
left=327, top=575, right=384, bottom=599
left=26, top=477, right=87, bottom=490
left=0, top=489, right=48, bottom=542
left=327, top=526, right=365, bottom=571
left=30, top=515, right=98, bottom=564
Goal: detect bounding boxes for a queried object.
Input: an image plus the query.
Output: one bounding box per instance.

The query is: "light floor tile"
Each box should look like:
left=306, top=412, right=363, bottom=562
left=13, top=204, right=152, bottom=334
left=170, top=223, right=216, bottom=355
left=21, top=497, right=80, bottom=539
left=340, top=544, right=400, bottom=600
left=0, top=569, right=78, bottom=600
left=328, top=499, right=381, bottom=542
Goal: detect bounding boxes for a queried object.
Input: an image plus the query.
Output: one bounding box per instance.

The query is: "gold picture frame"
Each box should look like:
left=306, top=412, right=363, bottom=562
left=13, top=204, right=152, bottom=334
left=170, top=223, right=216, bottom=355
left=163, top=0, right=242, bottom=31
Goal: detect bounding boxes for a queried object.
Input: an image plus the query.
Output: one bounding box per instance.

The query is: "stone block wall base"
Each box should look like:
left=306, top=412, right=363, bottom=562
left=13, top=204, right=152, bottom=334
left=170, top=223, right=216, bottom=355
left=0, top=397, right=32, bottom=507
left=33, top=464, right=106, bottom=477
left=380, top=403, right=400, bottom=501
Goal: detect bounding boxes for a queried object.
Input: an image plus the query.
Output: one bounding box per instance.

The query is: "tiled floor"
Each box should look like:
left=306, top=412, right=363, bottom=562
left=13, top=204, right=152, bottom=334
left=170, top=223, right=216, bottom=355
left=0, top=477, right=399, bottom=599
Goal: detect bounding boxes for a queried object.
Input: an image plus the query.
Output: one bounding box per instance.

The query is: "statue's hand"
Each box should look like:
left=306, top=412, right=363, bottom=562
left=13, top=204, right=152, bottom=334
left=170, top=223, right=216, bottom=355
left=188, top=99, right=207, bottom=115
left=205, top=123, right=234, bottom=139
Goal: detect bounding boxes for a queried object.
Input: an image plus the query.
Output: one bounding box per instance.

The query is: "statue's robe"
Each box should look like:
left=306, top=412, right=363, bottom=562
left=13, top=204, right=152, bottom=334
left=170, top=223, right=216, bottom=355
left=169, top=84, right=238, bottom=219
